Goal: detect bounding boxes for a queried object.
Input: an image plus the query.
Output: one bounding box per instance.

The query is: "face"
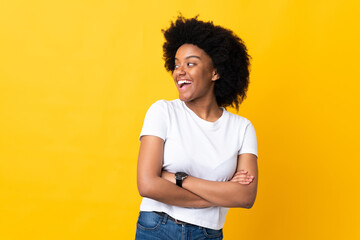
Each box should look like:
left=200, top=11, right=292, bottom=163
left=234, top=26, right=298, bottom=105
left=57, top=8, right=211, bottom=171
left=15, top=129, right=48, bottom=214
left=173, top=44, right=219, bottom=103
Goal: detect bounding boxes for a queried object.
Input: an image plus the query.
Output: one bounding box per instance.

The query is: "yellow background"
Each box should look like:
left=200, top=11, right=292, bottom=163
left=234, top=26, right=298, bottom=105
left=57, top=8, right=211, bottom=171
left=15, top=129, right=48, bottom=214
left=1, top=0, right=359, bottom=239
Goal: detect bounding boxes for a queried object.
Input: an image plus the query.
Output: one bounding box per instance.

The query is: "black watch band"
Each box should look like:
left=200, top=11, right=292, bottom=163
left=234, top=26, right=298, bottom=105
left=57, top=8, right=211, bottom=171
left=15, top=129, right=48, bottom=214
left=176, top=178, right=182, bottom=187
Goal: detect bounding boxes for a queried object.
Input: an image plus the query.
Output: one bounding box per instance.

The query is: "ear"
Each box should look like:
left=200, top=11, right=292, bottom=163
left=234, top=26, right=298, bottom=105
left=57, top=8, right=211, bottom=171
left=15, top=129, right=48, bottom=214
left=211, top=70, right=220, bottom=81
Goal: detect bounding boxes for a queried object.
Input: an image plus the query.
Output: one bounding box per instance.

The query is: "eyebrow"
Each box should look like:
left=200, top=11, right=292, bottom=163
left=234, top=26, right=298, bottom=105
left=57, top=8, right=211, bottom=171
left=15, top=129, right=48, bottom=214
left=175, top=55, right=201, bottom=60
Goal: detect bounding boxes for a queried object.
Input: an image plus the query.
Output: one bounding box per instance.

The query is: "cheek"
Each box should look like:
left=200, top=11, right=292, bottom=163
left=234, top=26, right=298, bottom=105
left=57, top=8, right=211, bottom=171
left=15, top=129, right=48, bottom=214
left=200, top=70, right=213, bottom=83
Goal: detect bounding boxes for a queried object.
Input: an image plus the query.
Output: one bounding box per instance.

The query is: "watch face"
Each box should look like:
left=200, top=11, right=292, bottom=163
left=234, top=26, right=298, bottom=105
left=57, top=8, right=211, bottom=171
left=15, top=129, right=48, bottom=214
left=175, top=172, right=188, bottom=180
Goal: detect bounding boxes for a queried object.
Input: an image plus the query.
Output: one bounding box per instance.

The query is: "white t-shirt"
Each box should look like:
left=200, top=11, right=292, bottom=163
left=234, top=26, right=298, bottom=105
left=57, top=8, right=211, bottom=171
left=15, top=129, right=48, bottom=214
left=139, top=99, right=258, bottom=230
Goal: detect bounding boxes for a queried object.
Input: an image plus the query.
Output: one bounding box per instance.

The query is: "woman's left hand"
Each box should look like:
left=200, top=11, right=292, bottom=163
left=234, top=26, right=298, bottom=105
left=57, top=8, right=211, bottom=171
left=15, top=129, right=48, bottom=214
left=230, top=170, right=254, bottom=185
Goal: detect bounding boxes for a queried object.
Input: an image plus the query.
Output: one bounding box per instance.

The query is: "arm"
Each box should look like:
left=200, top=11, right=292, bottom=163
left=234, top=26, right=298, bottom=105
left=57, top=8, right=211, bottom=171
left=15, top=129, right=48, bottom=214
left=137, top=135, right=214, bottom=208
left=162, top=153, right=258, bottom=208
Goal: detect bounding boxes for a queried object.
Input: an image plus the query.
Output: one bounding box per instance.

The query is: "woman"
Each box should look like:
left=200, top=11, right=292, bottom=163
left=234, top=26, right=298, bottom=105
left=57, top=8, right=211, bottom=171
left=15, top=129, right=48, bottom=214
left=136, top=15, right=258, bottom=240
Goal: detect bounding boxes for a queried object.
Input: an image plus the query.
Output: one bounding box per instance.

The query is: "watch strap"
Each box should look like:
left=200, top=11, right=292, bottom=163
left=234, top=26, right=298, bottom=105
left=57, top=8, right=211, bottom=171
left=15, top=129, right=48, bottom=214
left=176, top=178, right=183, bottom=187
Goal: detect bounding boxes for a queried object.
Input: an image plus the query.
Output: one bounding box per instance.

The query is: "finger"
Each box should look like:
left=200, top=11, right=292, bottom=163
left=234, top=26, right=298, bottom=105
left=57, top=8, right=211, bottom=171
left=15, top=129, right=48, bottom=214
left=239, top=181, right=251, bottom=185
left=242, top=179, right=253, bottom=183
left=236, top=173, right=254, bottom=179
left=234, top=171, right=254, bottom=178
left=237, top=178, right=253, bottom=183
left=232, top=178, right=252, bottom=184
left=247, top=176, right=255, bottom=182
left=234, top=172, right=247, bottom=177
left=231, top=177, right=250, bottom=182
left=235, top=170, right=247, bottom=176
left=232, top=176, right=251, bottom=182
left=233, top=174, right=248, bottom=179
left=231, top=175, right=244, bottom=181
left=234, top=174, right=253, bottom=180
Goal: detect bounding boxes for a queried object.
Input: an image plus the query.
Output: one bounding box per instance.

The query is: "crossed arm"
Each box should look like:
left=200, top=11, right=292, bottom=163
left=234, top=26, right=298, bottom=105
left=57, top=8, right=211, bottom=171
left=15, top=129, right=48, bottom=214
left=137, top=135, right=258, bottom=209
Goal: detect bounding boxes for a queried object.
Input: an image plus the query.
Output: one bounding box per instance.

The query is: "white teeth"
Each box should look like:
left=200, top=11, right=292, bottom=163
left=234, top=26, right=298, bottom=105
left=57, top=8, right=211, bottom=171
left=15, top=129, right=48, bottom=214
left=178, top=80, right=192, bottom=84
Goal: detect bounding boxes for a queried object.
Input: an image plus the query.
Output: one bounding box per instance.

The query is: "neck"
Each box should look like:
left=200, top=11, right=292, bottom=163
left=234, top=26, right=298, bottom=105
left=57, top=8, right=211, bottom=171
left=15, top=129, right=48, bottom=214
left=184, top=97, right=223, bottom=122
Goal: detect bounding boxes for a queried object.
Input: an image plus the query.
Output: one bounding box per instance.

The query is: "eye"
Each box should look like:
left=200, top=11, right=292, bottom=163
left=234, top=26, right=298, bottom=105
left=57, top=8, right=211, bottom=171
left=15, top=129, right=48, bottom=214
left=174, top=64, right=179, bottom=69
left=187, top=62, right=195, bottom=67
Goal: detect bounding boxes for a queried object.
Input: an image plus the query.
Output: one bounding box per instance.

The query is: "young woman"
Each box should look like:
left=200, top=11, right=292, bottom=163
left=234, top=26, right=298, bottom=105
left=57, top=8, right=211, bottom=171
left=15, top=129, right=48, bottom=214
left=136, top=16, right=258, bottom=240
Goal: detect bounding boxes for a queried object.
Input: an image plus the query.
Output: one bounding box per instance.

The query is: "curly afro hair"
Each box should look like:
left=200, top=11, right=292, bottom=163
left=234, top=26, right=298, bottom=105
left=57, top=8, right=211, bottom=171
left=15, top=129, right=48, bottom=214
left=162, top=15, right=251, bottom=110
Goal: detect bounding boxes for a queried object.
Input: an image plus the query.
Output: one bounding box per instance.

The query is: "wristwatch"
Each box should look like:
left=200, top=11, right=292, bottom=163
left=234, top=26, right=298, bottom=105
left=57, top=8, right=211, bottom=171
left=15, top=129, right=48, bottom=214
left=175, top=172, right=188, bottom=187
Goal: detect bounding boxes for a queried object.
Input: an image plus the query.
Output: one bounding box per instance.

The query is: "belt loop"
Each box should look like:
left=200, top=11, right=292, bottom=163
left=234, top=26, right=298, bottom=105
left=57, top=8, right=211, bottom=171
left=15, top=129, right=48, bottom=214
left=161, top=212, right=168, bottom=224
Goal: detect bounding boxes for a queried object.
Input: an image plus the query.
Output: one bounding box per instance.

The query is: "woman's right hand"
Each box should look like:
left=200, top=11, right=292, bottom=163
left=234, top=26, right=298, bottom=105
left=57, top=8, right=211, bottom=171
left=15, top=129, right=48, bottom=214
left=230, top=170, right=254, bottom=185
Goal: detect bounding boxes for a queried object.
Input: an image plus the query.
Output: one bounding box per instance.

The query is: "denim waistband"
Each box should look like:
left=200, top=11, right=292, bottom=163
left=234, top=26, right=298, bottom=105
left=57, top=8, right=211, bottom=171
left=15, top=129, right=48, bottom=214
left=154, top=211, right=198, bottom=227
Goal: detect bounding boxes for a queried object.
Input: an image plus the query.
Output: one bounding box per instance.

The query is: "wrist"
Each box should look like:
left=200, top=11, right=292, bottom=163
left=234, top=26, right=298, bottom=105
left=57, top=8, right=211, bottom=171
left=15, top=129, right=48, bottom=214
left=161, top=171, right=176, bottom=184
left=175, top=172, right=188, bottom=187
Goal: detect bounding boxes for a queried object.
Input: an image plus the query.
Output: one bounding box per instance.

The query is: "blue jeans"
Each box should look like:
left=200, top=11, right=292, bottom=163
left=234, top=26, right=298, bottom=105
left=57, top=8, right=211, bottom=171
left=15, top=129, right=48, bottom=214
left=135, top=211, right=223, bottom=240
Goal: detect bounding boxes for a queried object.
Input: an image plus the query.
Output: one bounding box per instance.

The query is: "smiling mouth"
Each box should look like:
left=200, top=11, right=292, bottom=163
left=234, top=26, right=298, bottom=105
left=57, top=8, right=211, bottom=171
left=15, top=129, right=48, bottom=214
left=178, top=80, right=192, bottom=88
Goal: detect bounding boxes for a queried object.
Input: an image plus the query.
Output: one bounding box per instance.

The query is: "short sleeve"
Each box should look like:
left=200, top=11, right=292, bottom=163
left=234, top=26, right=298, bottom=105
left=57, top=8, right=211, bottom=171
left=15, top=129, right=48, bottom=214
left=238, top=121, right=258, bottom=158
left=139, top=100, right=168, bottom=141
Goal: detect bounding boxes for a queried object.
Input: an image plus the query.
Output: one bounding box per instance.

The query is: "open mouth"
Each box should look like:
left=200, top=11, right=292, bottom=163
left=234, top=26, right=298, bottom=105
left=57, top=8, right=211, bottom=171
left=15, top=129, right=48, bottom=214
left=178, top=80, right=192, bottom=88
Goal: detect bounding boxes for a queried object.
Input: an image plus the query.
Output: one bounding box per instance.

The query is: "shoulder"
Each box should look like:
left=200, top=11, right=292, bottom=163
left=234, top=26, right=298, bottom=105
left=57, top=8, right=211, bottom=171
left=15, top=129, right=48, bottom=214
left=145, top=99, right=182, bottom=116
left=226, top=110, right=253, bottom=127
left=148, top=99, right=182, bottom=112
left=149, top=99, right=180, bottom=108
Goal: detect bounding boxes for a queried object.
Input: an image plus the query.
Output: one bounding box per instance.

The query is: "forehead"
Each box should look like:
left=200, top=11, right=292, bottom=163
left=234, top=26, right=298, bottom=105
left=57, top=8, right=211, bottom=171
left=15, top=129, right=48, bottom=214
left=175, top=44, right=208, bottom=59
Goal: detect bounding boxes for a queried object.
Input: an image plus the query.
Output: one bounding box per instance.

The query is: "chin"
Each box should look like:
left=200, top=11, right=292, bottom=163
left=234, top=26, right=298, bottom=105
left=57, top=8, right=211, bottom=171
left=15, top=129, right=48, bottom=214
left=179, top=94, right=192, bottom=102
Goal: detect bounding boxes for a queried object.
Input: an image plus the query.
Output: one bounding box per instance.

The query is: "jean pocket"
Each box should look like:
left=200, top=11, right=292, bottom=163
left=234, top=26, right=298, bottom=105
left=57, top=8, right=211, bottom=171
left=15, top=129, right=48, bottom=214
left=137, top=211, right=162, bottom=231
left=202, top=227, right=223, bottom=238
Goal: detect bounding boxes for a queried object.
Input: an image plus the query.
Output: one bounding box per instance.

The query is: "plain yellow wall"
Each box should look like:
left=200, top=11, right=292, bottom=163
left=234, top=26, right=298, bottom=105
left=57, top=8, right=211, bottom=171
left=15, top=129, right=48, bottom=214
left=1, top=0, right=359, bottom=239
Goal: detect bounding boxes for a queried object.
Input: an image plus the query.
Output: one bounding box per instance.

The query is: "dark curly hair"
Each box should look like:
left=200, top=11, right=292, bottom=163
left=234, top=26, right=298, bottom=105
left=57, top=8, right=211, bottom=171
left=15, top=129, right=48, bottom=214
left=162, top=15, right=251, bottom=110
